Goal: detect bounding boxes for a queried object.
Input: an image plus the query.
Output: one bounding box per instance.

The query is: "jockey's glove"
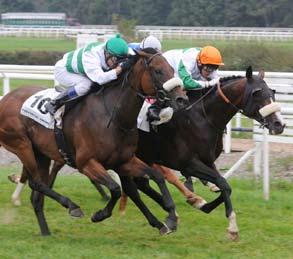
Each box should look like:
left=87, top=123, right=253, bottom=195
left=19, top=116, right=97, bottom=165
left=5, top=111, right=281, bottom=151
left=119, top=59, right=133, bottom=72
left=197, top=80, right=209, bottom=88
left=207, top=78, right=220, bottom=87
left=197, top=78, right=220, bottom=88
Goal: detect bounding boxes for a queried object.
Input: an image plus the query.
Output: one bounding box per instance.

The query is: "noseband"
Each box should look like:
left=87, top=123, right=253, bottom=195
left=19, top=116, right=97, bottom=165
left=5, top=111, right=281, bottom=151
left=134, top=52, right=171, bottom=104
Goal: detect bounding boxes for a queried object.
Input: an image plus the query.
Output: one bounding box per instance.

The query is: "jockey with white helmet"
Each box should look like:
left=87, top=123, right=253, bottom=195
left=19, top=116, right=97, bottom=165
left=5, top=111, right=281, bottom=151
left=128, top=35, right=162, bottom=53
left=45, top=35, right=131, bottom=115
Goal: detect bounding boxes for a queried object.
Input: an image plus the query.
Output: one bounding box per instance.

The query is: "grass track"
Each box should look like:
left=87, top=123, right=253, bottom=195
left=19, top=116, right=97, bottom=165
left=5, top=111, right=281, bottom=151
left=0, top=168, right=292, bottom=259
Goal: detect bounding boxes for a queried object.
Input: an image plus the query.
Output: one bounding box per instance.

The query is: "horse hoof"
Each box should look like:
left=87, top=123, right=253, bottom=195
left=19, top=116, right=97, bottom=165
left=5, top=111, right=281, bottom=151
left=209, top=184, right=220, bottom=192
left=8, top=174, right=21, bottom=184
left=165, top=217, right=177, bottom=232
left=91, top=210, right=110, bottom=222
left=12, top=199, right=21, bottom=206
left=159, top=224, right=172, bottom=235
left=227, top=230, right=240, bottom=241
left=69, top=208, right=84, bottom=218
left=200, top=203, right=212, bottom=214
left=187, top=196, right=207, bottom=210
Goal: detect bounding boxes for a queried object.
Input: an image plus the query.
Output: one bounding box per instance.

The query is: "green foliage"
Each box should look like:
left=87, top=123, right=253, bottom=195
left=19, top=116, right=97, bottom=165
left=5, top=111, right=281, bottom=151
left=113, top=15, right=137, bottom=42
left=0, top=51, right=64, bottom=65
left=0, top=170, right=292, bottom=258
left=1, top=0, right=292, bottom=26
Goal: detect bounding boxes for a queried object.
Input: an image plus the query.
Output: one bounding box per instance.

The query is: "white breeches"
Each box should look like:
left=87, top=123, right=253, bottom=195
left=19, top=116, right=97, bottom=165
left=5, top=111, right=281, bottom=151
left=54, top=63, right=92, bottom=96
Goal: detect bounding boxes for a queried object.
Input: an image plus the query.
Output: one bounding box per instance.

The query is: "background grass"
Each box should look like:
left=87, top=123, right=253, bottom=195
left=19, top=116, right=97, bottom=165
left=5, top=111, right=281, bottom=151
left=0, top=168, right=292, bottom=259
left=0, top=37, right=75, bottom=52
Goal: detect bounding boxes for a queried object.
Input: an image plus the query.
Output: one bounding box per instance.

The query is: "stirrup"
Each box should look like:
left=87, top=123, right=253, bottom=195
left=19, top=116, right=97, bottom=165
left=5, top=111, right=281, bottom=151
left=44, top=102, right=57, bottom=115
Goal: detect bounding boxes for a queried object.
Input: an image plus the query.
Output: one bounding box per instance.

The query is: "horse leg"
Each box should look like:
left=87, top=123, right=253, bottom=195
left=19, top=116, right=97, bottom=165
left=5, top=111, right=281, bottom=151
left=120, top=176, right=170, bottom=235
left=184, top=158, right=239, bottom=240
left=90, top=181, right=110, bottom=201
left=153, top=164, right=207, bottom=209
left=184, top=176, right=194, bottom=192
left=28, top=151, right=51, bottom=236
left=15, top=146, right=83, bottom=235
left=119, top=191, right=128, bottom=215
left=48, top=161, right=64, bottom=188
left=81, top=158, right=121, bottom=222
left=117, top=156, right=177, bottom=232
left=11, top=167, right=28, bottom=206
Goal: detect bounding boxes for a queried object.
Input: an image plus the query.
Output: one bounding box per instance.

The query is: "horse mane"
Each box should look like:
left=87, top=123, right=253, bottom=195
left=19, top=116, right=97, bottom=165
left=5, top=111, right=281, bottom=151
left=220, top=75, right=243, bottom=85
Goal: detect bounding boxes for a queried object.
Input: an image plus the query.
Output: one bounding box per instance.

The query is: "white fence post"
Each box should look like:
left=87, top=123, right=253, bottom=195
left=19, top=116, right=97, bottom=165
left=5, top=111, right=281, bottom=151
left=3, top=77, right=10, bottom=95
left=235, top=113, right=242, bottom=134
left=263, top=129, right=270, bottom=200
left=253, top=142, right=262, bottom=179
left=224, top=120, right=232, bottom=153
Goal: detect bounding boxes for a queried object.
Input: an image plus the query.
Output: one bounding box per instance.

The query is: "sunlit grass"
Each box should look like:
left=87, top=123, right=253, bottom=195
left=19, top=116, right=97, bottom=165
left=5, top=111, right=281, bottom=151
left=0, top=168, right=292, bottom=259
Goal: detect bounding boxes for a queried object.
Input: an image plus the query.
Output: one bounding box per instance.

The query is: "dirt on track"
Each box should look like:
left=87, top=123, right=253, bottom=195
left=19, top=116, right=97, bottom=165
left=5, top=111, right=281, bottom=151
left=0, top=138, right=292, bottom=181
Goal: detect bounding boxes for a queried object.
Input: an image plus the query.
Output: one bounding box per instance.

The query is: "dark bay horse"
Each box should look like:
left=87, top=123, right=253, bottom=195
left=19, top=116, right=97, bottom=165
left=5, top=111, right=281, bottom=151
left=131, top=67, right=285, bottom=240
left=0, top=48, right=188, bottom=236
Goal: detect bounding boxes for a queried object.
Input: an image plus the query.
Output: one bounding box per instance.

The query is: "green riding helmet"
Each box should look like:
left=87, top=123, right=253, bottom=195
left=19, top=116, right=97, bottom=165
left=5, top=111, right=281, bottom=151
left=106, top=35, right=128, bottom=58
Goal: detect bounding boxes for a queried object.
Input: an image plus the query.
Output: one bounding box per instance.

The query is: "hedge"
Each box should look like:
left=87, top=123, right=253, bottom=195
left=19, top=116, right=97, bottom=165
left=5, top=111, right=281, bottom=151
left=0, top=51, right=65, bottom=65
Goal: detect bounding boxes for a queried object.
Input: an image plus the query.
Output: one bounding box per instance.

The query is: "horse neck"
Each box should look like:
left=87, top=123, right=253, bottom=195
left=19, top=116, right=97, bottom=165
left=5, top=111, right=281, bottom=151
left=203, top=78, right=246, bottom=130
left=114, top=72, right=144, bottom=130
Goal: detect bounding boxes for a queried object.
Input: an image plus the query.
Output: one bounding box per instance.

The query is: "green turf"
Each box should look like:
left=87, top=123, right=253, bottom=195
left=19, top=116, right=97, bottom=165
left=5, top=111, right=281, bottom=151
left=0, top=168, right=292, bottom=259
left=0, top=37, right=75, bottom=52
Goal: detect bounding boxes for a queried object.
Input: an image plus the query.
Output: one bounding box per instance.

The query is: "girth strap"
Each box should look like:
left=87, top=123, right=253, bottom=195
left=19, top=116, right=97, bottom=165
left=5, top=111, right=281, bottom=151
left=54, top=124, right=76, bottom=168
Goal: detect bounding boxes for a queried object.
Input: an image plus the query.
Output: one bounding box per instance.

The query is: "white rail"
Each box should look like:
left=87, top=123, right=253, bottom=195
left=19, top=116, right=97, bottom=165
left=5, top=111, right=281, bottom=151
left=1, top=25, right=293, bottom=40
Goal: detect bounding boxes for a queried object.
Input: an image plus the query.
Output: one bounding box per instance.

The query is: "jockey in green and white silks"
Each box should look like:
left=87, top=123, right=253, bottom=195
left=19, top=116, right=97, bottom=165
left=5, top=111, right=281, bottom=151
left=163, top=46, right=224, bottom=90
left=147, top=46, right=224, bottom=122
left=45, top=35, right=131, bottom=115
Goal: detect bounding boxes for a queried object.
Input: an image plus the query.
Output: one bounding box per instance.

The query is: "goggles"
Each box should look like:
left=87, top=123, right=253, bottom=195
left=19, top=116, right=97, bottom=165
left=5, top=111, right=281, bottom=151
left=202, top=64, right=219, bottom=73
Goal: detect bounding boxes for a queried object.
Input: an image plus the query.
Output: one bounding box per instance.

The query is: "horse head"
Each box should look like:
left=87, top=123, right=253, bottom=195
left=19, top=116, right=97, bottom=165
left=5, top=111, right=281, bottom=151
left=240, top=66, right=285, bottom=134
left=129, top=48, right=189, bottom=111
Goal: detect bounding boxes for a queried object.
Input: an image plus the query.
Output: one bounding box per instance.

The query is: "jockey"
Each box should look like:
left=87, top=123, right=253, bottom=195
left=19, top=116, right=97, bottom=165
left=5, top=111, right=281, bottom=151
left=128, top=35, right=162, bottom=53
left=147, top=45, right=224, bottom=122
left=45, top=34, right=131, bottom=115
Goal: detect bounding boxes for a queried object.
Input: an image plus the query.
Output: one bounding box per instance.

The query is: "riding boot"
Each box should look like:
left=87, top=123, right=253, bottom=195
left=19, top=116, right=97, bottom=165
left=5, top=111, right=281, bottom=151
left=147, top=103, right=161, bottom=122
left=45, top=86, right=79, bottom=115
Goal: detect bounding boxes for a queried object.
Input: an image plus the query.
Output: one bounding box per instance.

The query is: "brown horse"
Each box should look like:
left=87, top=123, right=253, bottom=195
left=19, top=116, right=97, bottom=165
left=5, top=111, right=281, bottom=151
left=123, top=67, right=285, bottom=240
left=0, top=48, right=188, bottom=236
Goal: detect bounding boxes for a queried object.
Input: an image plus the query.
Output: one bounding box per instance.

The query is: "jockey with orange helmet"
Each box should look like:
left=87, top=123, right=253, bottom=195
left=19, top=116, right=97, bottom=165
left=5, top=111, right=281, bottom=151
left=164, top=45, right=224, bottom=89
left=147, top=46, right=224, bottom=121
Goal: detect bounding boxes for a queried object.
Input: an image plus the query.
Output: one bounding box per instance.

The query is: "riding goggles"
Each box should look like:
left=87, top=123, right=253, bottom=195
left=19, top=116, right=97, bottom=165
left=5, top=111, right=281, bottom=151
left=202, top=64, right=219, bottom=73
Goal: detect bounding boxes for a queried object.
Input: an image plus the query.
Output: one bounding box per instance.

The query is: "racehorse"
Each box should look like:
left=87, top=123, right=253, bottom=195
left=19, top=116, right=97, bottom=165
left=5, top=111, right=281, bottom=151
left=127, top=67, right=285, bottom=240
left=0, top=48, right=188, bottom=236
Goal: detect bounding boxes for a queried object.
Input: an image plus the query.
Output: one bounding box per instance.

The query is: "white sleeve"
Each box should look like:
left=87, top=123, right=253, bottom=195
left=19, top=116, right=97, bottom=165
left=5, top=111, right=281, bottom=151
left=82, top=50, right=117, bottom=85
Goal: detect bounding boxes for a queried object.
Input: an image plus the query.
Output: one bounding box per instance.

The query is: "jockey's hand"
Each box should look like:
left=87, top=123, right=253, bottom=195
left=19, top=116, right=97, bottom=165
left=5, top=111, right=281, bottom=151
left=207, top=78, right=220, bottom=87
left=197, top=80, right=209, bottom=88
left=115, top=66, right=122, bottom=75
left=119, top=59, right=133, bottom=72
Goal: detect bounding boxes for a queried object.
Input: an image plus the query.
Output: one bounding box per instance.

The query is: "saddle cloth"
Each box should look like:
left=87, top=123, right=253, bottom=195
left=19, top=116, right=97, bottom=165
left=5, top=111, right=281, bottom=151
left=20, top=88, right=61, bottom=129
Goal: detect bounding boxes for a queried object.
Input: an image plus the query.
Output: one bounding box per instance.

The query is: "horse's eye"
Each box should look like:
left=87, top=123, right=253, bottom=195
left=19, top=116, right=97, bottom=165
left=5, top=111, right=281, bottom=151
left=155, top=69, right=163, bottom=75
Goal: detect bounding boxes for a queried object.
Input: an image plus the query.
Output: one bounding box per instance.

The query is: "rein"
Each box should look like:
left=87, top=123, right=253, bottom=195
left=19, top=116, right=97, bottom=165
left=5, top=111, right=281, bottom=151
left=105, top=51, right=167, bottom=132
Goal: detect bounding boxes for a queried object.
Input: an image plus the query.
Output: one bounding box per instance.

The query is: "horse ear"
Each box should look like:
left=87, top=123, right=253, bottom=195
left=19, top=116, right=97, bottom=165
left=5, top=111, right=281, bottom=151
left=258, top=69, right=265, bottom=79
left=246, top=66, right=253, bottom=79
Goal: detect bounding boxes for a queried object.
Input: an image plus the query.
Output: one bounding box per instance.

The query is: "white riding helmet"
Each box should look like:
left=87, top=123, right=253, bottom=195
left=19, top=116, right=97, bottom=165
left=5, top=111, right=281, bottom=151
left=139, top=35, right=162, bottom=51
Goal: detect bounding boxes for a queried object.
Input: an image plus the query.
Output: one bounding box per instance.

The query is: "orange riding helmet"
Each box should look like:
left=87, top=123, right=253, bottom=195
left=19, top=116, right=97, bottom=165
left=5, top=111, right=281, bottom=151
left=198, top=46, right=224, bottom=66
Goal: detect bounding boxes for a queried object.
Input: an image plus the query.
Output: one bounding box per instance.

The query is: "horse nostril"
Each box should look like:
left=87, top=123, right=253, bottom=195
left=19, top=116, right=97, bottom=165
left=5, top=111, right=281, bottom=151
left=273, top=121, right=285, bottom=134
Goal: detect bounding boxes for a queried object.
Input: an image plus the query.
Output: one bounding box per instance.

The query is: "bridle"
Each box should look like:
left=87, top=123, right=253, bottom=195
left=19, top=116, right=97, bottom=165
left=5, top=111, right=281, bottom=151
left=136, top=52, right=171, bottom=105
left=105, top=51, right=174, bottom=130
